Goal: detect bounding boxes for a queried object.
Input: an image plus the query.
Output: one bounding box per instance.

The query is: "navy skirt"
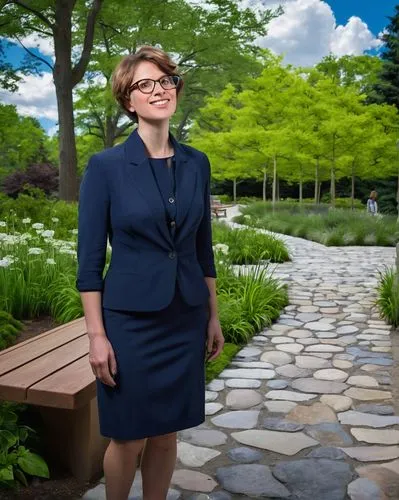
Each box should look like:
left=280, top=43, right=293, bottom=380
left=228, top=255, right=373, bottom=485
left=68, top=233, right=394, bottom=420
left=97, top=283, right=208, bottom=440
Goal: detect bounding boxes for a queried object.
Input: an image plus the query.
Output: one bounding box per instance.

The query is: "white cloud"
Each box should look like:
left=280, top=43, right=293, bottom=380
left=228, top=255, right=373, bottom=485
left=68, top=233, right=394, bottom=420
left=0, top=72, right=57, bottom=121
left=330, top=16, right=383, bottom=56
left=18, top=33, right=54, bottom=58
left=248, top=0, right=382, bottom=66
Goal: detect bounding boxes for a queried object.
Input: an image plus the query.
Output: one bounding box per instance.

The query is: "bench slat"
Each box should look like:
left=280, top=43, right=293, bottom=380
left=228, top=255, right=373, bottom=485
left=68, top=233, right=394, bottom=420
left=0, top=318, right=86, bottom=376
left=28, top=355, right=95, bottom=410
left=0, top=336, right=89, bottom=402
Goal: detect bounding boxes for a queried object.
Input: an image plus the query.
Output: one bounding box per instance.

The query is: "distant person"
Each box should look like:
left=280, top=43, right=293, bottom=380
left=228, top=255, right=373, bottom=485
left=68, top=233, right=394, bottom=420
left=367, top=191, right=378, bottom=216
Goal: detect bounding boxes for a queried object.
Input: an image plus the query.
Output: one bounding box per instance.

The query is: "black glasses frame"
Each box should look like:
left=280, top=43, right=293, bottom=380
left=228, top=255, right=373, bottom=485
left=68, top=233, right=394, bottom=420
left=129, top=75, right=181, bottom=95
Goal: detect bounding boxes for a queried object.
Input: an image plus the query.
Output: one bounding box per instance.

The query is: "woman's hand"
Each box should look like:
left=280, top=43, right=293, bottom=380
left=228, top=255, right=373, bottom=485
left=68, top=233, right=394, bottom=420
left=89, top=335, right=118, bottom=387
left=206, top=316, right=224, bottom=362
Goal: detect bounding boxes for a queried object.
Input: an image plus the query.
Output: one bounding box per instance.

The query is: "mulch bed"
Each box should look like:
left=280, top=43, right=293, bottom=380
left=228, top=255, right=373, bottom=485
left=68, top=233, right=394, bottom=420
left=2, top=317, right=99, bottom=499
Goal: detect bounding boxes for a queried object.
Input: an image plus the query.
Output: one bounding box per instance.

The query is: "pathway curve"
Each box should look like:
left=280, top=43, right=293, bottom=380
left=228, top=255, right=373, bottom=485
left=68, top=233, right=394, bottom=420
left=84, top=206, right=397, bottom=500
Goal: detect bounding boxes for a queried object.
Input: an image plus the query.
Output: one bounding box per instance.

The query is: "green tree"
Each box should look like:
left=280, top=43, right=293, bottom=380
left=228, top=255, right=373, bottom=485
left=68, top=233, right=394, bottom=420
left=0, top=103, right=49, bottom=180
left=74, top=0, right=279, bottom=148
left=1, top=0, right=104, bottom=201
left=314, top=54, right=383, bottom=94
left=370, top=6, right=399, bottom=109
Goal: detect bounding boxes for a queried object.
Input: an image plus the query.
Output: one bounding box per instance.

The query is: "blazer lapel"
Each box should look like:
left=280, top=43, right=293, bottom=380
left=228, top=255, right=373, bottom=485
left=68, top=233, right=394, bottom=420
left=171, top=134, right=197, bottom=228
left=124, top=129, right=172, bottom=245
left=123, top=129, right=198, bottom=242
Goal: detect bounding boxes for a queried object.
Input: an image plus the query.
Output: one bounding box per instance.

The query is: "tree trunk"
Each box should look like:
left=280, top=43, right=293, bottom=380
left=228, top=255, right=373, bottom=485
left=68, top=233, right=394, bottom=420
left=330, top=136, right=336, bottom=208
left=263, top=168, right=267, bottom=201
left=176, top=108, right=192, bottom=141
left=330, top=164, right=335, bottom=208
left=276, top=174, right=280, bottom=201
left=105, top=115, right=115, bottom=149
left=351, top=164, right=355, bottom=211
left=397, top=168, right=399, bottom=222
left=53, top=2, right=78, bottom=202
left=314, top=159, right=319, bottom=204
left=299, top=179, right=303, bottom=203
left=233, top=178, right=237, bottom=202
left=272, top=155, right=277, bottom=205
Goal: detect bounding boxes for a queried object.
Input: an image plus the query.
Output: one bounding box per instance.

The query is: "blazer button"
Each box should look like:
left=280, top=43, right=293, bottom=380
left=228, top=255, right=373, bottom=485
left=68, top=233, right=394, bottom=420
left=168, top=197, right=175, bottom=204
left=170, top=220, right=176, bottom=227
left=168, top=251, right=176, bottom=259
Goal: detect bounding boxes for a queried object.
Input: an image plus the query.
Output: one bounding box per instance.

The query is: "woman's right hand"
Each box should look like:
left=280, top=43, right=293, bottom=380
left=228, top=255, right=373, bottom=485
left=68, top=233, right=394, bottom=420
left=89, top=335, right=118, bottom=387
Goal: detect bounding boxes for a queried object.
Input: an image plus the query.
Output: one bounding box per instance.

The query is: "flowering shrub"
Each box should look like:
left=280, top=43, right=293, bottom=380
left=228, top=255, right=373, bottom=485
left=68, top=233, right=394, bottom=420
left=0, top=218, right=79, bottom=319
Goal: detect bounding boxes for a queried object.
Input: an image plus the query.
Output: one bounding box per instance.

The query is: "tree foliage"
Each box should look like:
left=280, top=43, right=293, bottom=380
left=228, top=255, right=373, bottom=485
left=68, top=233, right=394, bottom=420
left=3, top=163, right=58, bottom=197
left=370, top=5, right=399, bottom=109
left=74, top=0, right=280, bottom=147
left=189, top=53, right=399, bottom=206
left=0, top=103, right=49, bottom=179
left=1, top=0, right=105, bottom=201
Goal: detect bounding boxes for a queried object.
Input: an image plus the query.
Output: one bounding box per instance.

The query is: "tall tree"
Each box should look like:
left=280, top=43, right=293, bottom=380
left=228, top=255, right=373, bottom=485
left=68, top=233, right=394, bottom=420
left=74, top=0, right=279, bottom=147
left=1, top=0, right=104, bottom=201
left=369, top=5, right=399, bottom=109
left=0, top=103, right=49, bottom=179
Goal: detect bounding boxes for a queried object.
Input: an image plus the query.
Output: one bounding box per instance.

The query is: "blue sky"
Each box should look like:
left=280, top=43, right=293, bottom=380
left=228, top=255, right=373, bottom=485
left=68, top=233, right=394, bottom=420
left=1, top=0, right=397, bottom=134
left=326, top=0, right=396, bottom=37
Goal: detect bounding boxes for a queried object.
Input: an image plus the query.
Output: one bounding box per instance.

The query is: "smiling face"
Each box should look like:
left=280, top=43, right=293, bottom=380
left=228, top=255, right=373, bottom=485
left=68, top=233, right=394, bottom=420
left=127, top=61, right=178, bottom=124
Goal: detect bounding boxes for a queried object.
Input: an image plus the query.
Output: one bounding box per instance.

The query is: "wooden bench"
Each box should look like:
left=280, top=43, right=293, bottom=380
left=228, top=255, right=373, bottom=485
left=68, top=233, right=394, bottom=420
left=210, top=198, right=231, bottom=218
left=0, top=317, right=108, bottom=482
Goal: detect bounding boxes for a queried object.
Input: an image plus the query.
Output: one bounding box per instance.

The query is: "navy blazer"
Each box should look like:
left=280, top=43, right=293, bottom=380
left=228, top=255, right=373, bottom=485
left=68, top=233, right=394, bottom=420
left=76, top=129, right=216, bottom=312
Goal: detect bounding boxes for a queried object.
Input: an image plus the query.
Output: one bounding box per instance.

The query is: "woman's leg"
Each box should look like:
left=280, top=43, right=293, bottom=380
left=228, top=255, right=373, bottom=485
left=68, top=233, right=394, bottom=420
left=141, top=432, right=177, bottom=500
left=104, top=438, right=146, bottom=500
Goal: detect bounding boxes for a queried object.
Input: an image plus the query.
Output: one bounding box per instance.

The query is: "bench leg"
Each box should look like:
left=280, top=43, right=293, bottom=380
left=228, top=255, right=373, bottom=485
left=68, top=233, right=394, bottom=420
left=38, top=398, right=109, bottom=482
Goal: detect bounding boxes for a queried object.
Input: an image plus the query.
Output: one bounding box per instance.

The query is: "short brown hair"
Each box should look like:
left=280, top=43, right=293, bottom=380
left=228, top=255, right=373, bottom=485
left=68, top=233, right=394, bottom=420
left=111, top=45, right=184, bottom=122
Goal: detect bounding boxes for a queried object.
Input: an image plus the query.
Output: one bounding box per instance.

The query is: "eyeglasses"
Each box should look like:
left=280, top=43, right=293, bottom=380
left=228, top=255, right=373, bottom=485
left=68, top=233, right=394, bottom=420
left=129, top=75, right=181, bottom=95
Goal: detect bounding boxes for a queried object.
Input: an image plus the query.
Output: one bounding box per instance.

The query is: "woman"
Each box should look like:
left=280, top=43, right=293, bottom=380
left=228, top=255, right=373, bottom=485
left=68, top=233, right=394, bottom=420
left=367, top=190, right=378, bottom=216
left=76, top=46, right=224, bottom=500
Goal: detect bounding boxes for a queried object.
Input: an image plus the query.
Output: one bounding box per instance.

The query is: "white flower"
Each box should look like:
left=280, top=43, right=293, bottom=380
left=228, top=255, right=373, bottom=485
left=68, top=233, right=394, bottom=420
left=32, top=223, right=44, bottom=230
left=244, top=214, right=251, bottom=219
left=46, top=258, right=56, bottom=265
left=0, top=255, right=16, bottom=267
left=1, top=235, right=18, bottom=245
left=51, top=217, right=59, bottom=223
left=69, top=229, right=78, bottom=235
left=59, top=247, right=77, bottom=255
left=0, top=221, right=6, bottom=227
left=41, top=230, right=55, bottom=238
left=36, top=229, right=44, bottom=235
left=22, top=218, right=31, bottom=224
left=28, top=247, right=44, bottom=255
left=213, top=243, right=229, bottom=255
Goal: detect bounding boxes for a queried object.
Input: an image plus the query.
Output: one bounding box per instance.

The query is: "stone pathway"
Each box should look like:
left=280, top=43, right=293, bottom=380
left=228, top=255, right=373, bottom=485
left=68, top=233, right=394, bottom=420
left=83, top=206, right=398, bottom=500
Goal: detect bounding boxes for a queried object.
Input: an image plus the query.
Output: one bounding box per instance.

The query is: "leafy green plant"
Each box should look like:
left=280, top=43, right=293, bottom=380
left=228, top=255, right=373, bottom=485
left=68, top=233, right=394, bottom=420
left=0, top=230, right=77, bottom=319
left=237, top=201, right=399, bottom=247
left=377, top=267, right=399, bottom=327
left=0, top=402, right=49, bottom=489
left=46, top=273, right=83, bottom=323
left=0, top=311, right=23, bottom=350
left=212, top=221, right=290, bottom=264
left=216, top=261, right=288, bottom=345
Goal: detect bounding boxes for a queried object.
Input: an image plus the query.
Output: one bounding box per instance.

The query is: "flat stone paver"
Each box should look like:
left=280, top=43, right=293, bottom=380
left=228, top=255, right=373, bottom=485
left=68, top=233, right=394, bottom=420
left=82, top=205, right=397, bottom=499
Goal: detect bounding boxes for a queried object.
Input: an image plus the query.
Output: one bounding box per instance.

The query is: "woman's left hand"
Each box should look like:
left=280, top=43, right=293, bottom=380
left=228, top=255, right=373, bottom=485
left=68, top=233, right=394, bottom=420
left=206, top=317, right=224, bottom=362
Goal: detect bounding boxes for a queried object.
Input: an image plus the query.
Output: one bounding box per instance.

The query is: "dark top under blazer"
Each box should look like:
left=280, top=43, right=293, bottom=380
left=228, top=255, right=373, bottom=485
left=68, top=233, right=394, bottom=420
left=76, top=129, right=216, bottom=312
